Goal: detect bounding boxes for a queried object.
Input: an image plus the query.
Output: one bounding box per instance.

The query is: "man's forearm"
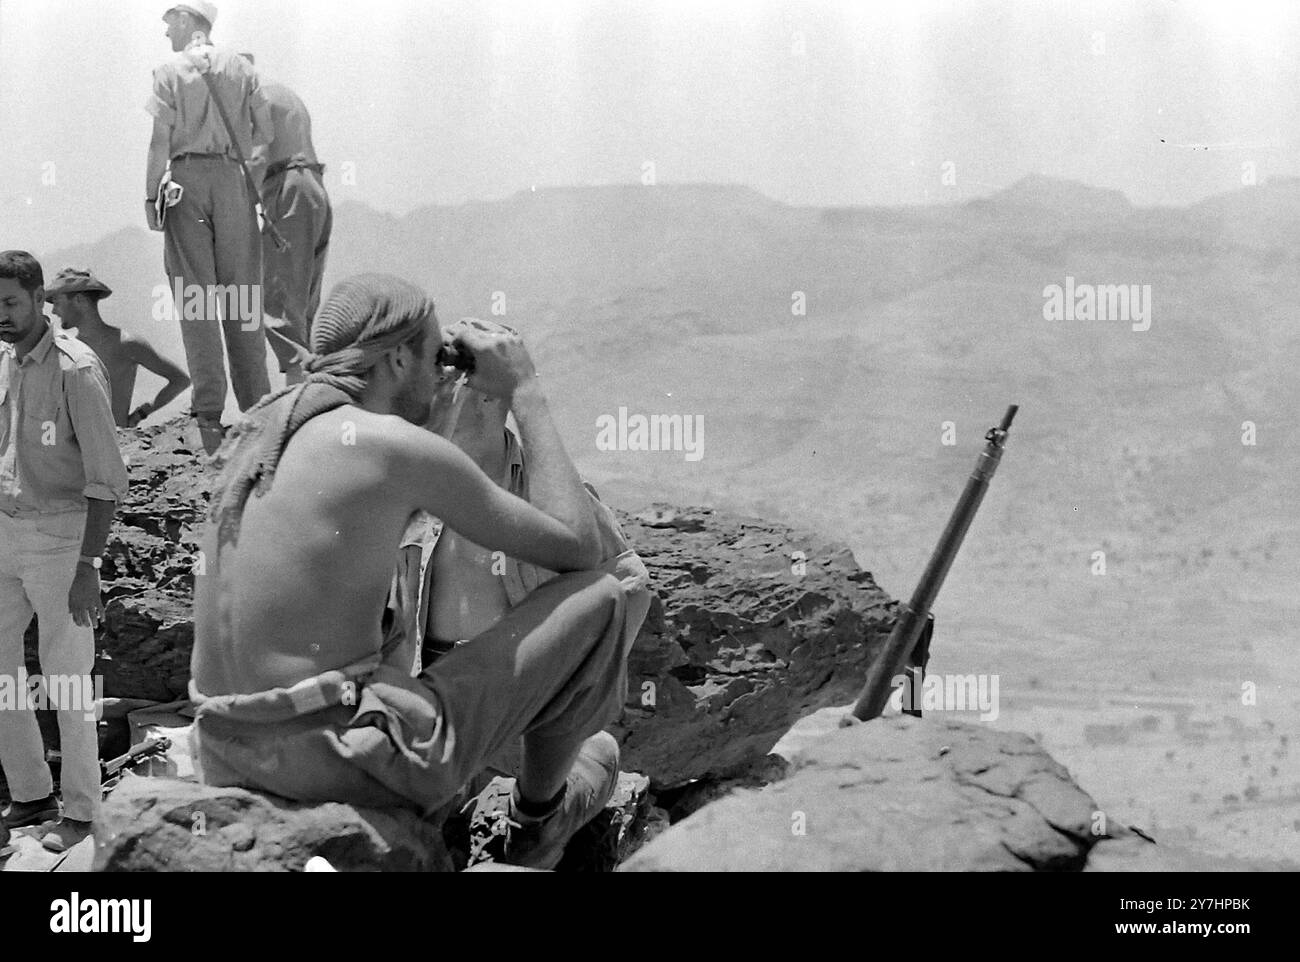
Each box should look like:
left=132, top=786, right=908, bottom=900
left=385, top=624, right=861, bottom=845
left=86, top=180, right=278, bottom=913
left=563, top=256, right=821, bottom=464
left=510, top=380, right=601, bottom=566
left=146, top=125, right=170, bottom=198
left=151, top=375, right=190, bottom=412
left=79, top=497, right=117, bottom=559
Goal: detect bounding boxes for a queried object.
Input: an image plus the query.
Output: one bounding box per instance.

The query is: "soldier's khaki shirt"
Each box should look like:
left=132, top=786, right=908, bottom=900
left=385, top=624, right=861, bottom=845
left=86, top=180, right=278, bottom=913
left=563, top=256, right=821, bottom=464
left=146, top=41, right=271, bottom=164
left=0, top=325, right=129, bottom=518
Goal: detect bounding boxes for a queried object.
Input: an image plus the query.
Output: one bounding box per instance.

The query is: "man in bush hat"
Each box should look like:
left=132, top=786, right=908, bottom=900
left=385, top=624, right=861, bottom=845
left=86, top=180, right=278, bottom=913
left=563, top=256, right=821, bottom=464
left=46, top=268, right=190, bottom=429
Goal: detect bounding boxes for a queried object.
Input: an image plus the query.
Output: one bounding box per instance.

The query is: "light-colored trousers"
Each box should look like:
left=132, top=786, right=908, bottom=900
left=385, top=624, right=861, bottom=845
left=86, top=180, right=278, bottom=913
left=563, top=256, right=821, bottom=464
left=164, top=155, right=272, bottom=419
left=0, top=510, right=100, bottom=822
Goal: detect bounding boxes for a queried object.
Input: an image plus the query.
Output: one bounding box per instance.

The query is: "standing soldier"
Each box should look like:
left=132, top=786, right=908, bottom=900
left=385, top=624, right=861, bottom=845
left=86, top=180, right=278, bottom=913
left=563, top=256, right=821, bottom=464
left=241, top=55, right=333, bottom=386
left=0, top=251, right=129, bottom=853
left=145, top=2, right=273, bottom=454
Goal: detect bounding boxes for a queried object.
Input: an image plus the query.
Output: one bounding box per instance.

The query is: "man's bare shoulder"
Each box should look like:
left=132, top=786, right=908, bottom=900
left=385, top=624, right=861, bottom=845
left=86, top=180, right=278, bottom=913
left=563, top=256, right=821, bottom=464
left=119, top=333, right=164, bottom=360
left=291, top=406, right=451, bottom=462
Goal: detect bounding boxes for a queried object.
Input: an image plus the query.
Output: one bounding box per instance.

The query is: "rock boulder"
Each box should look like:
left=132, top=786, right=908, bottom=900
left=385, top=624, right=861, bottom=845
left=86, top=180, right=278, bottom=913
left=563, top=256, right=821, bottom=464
left=622, top=713, right=1164, bottom=871
left=614, top=505, right=897, bottom=786
left=94, top=774, right=453, bottom=872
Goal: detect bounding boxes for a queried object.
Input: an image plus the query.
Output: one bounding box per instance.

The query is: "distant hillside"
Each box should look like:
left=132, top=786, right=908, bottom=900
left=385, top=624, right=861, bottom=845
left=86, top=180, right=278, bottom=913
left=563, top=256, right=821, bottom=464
left=38, top=179, right=1300, bottom=590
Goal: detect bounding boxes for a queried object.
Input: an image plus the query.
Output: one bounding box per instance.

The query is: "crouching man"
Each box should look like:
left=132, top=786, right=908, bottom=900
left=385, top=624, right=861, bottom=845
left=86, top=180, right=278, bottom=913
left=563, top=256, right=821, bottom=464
left=189, top=276, right=635, bottom=869
left=384, top=318, right=651, bottom=809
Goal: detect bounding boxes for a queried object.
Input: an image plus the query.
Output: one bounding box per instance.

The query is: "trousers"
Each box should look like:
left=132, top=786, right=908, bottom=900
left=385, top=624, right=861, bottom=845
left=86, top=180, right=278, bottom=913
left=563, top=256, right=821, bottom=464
left=163, top=155, right=271, bottom=418
left=0, top=510, right=100, bottom=822
left=260, top=166, right=333, bottom=373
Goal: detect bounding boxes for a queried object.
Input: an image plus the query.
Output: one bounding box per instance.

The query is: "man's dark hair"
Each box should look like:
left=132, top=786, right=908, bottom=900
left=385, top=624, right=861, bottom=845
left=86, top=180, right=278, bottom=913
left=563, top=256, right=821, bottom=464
left=0, top=251, right=44, bottom=293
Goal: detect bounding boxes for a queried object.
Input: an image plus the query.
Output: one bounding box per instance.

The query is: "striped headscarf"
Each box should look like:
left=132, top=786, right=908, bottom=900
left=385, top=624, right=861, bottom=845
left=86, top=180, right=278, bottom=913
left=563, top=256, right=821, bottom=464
left=209, top=273, right=435, bottom=546
left=304, top=273, right=437, bottom=397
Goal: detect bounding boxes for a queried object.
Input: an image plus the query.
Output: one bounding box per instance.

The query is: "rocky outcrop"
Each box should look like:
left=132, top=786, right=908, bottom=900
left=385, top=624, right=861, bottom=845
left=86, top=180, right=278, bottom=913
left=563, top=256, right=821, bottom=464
left=621, top=711, right=1221, bottom=872
left=28, top=422, right=901, bottom=793
left=97, top=423, right=216, bottom=702
left=94, top=774, right=454, bottom=872
left=614, top=506, right=896, bottom=786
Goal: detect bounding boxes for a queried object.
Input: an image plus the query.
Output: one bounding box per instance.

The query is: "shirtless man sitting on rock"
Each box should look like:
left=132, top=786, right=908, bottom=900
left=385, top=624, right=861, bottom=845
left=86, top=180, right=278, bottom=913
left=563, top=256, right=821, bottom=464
left=189, top=274, right=637, bottom=869
left=46, top=268, right=190, bottom=428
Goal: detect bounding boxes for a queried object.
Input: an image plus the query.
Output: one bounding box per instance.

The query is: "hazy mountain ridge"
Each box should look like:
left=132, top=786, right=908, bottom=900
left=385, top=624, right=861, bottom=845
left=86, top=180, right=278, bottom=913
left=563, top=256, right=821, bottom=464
left=39, top=179, right=1299, bottom=544
left=42, top=176, right=1298, bottom=346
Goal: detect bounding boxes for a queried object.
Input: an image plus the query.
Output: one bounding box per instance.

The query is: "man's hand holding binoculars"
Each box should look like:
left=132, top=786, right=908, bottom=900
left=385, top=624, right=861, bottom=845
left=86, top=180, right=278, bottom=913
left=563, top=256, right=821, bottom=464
left=442, top=317, right=538, bottom=402
left=426, top=317, right=541, bottom=439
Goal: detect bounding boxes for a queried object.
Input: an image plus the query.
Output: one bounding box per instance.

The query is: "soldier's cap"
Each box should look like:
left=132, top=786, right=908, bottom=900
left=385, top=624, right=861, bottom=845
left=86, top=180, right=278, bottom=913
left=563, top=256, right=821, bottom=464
left=163, top=2, right=217, bottom=26
left=44, top=268, right=112, bottom=302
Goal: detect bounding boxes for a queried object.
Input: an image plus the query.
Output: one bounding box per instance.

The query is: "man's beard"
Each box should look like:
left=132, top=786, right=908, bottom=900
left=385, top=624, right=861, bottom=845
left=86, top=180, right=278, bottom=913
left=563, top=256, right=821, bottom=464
left=392, top=376, right=432, bottom=426
left=0, top=315, right=32, bottom=342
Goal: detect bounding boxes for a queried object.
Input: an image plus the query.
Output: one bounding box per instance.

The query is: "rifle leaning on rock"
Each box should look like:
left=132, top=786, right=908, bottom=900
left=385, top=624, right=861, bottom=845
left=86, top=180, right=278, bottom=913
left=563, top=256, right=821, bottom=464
left=848, top=405, right=1019, bottom=723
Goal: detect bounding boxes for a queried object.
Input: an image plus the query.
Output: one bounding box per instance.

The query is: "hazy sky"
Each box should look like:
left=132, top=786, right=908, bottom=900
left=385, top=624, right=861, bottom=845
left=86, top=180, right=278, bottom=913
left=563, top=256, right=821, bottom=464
left=2, top=0, right=1297, bottom=252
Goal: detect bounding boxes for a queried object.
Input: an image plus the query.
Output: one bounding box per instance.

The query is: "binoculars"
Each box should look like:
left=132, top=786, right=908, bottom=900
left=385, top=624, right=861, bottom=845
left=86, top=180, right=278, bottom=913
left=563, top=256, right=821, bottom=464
left=439, top=344, right=474, bottom=372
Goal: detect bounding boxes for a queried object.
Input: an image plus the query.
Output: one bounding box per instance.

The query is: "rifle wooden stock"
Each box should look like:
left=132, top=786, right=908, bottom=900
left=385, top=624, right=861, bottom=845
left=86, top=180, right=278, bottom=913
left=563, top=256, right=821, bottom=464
left=850, top=405, right=1018, bottom=722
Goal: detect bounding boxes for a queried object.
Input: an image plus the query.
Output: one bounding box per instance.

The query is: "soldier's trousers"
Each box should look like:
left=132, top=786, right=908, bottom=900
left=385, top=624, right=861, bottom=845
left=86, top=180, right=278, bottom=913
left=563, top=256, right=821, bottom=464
left=0, top=510, right=100, bottom=823
left=163, top=155, right=271, bottom=419
left=260, top=167, right=332, bottom=372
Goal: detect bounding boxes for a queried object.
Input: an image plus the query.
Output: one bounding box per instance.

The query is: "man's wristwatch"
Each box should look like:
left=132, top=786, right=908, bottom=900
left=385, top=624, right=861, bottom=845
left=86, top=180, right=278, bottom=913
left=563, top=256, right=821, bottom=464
left=78, top=555, right=103, bottom=570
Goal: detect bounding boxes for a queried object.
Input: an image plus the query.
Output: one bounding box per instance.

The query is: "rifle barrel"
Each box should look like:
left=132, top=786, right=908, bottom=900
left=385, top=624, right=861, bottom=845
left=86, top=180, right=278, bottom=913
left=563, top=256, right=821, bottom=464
left=850, top=405, right=1017, bottom=721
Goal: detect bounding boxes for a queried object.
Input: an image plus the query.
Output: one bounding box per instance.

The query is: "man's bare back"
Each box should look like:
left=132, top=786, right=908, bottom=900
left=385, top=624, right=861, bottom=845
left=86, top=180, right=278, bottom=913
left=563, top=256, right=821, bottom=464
left=193, top=407, right=418, bottom=694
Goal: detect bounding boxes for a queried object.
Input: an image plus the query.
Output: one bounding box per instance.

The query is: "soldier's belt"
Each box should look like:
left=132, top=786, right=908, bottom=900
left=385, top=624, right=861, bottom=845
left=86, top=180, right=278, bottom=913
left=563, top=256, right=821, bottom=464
left=172, top=151, right=234, bottom=163
left=265, top=159, right=326, bottom=180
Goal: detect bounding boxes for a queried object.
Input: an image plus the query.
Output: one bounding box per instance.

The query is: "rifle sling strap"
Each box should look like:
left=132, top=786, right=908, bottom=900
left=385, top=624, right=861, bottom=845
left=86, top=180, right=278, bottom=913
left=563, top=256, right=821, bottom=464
left=186, top=50, right=288, bottom=251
